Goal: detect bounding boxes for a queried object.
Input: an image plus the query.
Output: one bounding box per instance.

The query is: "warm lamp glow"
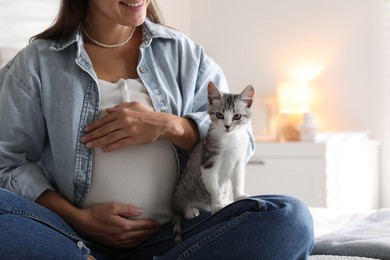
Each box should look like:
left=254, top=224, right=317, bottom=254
left=289, top=64, right=322, bottom=81
left=277, top=80, right=311, bottom=114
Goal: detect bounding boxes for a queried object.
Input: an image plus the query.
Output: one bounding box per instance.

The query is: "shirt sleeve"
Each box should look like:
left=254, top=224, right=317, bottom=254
left=0, top=55, right=55, bottom=201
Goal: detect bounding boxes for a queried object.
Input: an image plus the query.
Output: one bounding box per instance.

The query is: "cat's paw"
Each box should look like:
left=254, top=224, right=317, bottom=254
left=211, top=204, right=224, bottom=214
left=234, top=194, right=249, bottom=201
left=185, top=208, right=200, bottom=219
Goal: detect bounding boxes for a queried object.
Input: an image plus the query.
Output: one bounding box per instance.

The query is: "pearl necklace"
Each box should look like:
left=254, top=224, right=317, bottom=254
left=82, top=27, right=136, bottom=48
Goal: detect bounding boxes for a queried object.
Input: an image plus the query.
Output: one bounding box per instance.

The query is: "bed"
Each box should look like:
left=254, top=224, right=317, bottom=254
left=308, top=207, right=390, bottom=260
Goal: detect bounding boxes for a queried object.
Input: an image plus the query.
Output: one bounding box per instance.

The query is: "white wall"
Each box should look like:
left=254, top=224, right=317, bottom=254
left=157, top=0, right=191, bottom=33
left=0, top=0, right=60, bottom=49
left=159, top=0, right=389, bottom=207
left=189, top=0, right=386, bottom=137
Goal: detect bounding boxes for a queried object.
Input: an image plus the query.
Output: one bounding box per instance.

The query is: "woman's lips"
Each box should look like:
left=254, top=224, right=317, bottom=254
left=119, top=1, right=144, bottom=8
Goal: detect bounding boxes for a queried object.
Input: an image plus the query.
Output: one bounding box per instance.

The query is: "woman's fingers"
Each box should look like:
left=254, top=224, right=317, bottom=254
left=82, top=203, right=161, bottom=248
left=82, top=127, right=141, bottom=151
left=84, top=111, right=116, bottom=132
left=81, top=113, right=129, bottom=148
left=110, top=218, right=161, bottom=248
left=81, top=102, right=162, bottom=150
left=83, top=129, right=125, bottom=149
left=111, top=203, right=144, bottom=218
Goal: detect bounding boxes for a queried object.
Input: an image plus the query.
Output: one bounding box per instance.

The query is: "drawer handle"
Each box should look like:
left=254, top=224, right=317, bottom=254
left=249, top=161, right=265, bottom=165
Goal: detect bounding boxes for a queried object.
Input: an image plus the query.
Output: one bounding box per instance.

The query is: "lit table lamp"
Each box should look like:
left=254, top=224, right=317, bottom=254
left=277, top=80, right=311, bottom=141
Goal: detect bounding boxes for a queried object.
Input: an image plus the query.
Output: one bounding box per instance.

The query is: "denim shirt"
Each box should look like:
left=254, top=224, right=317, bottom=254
left=0, top=20, right=255, bottom=207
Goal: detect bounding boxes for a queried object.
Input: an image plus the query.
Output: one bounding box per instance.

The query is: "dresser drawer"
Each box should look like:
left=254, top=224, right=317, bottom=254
left=245, top=140, right=379, bottom=210
left=245, top=158, right=327, bottom=207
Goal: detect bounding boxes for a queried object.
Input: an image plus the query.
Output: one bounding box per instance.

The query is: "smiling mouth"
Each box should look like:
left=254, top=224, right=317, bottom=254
left=119, top=1, right=143, bottom=7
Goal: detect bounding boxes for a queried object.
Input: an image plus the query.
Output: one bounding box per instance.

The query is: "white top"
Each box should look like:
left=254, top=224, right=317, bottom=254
left=83, top=78, right=178, bottom=224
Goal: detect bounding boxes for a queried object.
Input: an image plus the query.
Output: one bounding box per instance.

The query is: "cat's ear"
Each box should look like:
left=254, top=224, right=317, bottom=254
left=208, top=81, right=222, bottom=104
left=240, top=85, right=255, bottom=108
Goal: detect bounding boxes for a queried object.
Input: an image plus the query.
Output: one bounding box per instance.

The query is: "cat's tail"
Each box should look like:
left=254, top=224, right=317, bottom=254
left=172, top=215, right=183, bottom=244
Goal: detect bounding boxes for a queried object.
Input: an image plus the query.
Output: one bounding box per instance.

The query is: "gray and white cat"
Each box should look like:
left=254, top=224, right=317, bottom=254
left=171, top=81, right=255, bottom=244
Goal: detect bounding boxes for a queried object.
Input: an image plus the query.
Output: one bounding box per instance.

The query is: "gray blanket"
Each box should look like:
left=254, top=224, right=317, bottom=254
left=309, top=256, right=380, bottom=260
left=311, top=209, right=390, bottom=260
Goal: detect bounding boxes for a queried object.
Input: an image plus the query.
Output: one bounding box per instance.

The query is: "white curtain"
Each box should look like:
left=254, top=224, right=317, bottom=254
left=0, top=0, right=60, bottom=49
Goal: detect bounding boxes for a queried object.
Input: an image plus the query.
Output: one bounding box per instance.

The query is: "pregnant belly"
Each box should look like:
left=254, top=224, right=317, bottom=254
left=83, top=140, right=178, bottom=224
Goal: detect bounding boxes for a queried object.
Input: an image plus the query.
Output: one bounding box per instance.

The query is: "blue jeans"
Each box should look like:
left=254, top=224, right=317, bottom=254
left=0, top=188, right=314, bottom=259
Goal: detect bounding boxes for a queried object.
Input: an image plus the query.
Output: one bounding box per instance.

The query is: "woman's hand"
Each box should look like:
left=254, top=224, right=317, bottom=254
left=76, top=203, right=160, bottom=248
left=36, top=190, right=160, bottom=248
left=81, top=102, right=172, bottom=152
left=81, top=102, right=200, bottom=152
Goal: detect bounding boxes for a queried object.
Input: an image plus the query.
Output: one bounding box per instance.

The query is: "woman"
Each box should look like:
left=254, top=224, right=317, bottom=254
left=0, top=0, right=314, bottom=259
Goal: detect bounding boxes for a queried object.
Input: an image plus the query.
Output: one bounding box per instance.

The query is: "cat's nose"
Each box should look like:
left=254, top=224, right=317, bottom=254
left=225, top=125, right=231, bottom=130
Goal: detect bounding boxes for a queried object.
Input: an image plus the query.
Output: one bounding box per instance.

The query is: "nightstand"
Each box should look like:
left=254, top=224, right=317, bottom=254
left=245, top=137, right=379, bottom=211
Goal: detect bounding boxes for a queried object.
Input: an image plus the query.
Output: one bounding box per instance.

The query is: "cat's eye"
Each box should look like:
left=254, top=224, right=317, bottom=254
left=216, top=112, right=224, bottom=119
left=233, top=114, right=241, bottom=120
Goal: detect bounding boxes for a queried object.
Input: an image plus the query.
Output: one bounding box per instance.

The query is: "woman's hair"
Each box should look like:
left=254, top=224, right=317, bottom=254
left=30, top=0, right=163, bottom=42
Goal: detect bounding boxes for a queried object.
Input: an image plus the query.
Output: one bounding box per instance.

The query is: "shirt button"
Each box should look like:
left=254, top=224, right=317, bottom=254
left=161, top=109, right=167, bottom=113
left=140, top=67, right=146, bottom=73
